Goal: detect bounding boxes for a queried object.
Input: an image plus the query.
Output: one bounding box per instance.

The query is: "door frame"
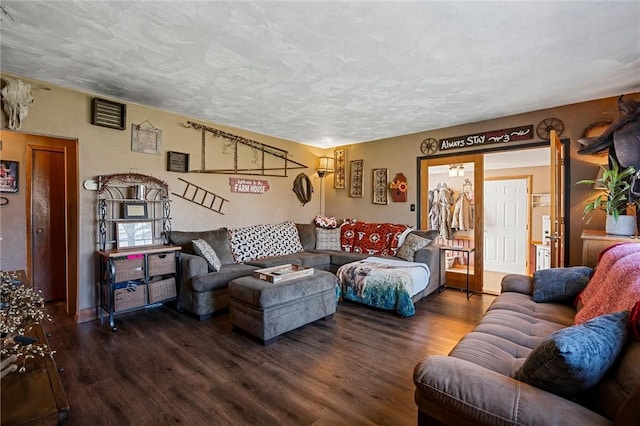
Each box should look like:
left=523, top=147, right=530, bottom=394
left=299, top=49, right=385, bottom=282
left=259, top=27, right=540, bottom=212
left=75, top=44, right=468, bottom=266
left=418, top=153, right=484, bottom=292
left=23, top=134, right=78, bottom=315
left=483, top=175, right=532, bottom=275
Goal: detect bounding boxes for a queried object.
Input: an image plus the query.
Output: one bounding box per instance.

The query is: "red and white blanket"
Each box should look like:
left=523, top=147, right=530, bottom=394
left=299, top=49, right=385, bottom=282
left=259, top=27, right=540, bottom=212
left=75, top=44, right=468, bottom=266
left=575, top=242, right=640, bottom=324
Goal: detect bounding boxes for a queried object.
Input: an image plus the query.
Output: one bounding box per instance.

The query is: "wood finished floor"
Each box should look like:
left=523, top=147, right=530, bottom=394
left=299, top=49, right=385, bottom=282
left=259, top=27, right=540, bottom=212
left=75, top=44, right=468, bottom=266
left=45, top=289, right=495, bottom=426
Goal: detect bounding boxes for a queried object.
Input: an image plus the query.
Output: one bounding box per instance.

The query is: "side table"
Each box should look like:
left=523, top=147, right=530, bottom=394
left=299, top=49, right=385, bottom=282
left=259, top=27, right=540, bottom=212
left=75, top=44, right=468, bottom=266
left=439, top=246, right=475, bottom=299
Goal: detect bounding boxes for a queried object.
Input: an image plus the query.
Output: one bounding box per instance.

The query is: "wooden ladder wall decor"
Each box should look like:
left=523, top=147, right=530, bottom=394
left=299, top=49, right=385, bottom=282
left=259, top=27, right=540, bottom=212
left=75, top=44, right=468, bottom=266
left=181, top=121, right=308, bottom=177
left=172, top=178, right=229, bottom=215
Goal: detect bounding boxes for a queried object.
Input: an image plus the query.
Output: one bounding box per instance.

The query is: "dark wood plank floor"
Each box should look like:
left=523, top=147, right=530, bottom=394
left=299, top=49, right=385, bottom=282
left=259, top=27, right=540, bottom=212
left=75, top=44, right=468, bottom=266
left=42, top=289, right=495, bottom=426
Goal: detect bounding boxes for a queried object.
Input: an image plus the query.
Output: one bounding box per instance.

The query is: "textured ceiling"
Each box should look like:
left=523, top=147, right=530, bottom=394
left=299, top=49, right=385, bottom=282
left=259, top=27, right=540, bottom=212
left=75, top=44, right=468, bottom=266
left=1, top=1, right=639, bottom=148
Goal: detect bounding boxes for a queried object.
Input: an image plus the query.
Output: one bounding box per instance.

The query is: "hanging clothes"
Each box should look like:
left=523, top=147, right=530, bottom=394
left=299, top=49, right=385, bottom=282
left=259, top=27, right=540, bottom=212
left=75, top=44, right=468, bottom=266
left=452, top=192, right=474, bottom=231
left=438, top=184, right=455, bottom=240
left=428, top=187, right=441, bottom=231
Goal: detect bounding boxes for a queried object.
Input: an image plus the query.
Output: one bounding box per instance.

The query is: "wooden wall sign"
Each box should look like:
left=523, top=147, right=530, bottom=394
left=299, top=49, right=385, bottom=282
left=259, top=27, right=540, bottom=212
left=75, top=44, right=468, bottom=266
left=439, top=125, right=534, bottom=152
left=229, top=178, right=270, bottom=194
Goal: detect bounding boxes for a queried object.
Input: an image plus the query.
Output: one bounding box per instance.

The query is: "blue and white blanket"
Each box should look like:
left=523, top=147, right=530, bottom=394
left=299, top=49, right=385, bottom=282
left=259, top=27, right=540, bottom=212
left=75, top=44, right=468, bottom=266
left=336, top=257, right=431, bottom=317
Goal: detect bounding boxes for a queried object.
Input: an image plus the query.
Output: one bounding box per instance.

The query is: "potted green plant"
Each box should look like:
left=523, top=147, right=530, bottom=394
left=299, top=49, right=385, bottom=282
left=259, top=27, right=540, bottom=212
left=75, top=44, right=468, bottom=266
left=577, top=156, right=637, bottom=235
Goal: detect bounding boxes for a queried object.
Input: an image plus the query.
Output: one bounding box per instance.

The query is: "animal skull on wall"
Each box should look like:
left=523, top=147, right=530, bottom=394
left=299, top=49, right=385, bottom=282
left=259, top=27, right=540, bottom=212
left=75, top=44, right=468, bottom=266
left=1, top=78, right=34, bottom=130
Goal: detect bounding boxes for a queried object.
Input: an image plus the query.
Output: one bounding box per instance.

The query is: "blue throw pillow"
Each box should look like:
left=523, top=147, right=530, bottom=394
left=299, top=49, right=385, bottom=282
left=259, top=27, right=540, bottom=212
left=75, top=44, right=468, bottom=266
left=514, top=311, right=628, bottom=398
left=532, top=266, right=592, bottom=303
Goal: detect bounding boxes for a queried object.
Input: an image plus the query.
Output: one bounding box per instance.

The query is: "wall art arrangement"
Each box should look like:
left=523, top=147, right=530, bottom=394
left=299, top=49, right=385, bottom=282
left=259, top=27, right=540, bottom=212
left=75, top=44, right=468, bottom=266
left=167, top=151, right=190, bottom=173
left=389, top=173, right=408, bottom=202
left=350, top=159, right=364, bottom=198
left=0, top=160, right=19, bottom=193
left=180, top=121, right=307, bottom=177
left=372, top=168, right=388, bottom=205
left=91, top=97, right=126, bottom=130
left=334, top=148, right=346, bottom=189
left=132, top=119, right=162, bottom=155
left=172, top=177, right=229, bottom=215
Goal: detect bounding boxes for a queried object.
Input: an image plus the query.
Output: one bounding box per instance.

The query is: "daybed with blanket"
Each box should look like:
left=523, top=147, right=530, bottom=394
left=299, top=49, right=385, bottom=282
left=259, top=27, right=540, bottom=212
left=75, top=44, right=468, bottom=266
left=413, top=242, right=640, bottom=426
left=336, top=257, right=432, bottom=316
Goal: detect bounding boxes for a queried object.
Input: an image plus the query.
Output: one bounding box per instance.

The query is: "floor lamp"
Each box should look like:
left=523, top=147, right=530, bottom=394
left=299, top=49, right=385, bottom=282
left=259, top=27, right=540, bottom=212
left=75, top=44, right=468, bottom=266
left=317, top=156, right=335, bottom=215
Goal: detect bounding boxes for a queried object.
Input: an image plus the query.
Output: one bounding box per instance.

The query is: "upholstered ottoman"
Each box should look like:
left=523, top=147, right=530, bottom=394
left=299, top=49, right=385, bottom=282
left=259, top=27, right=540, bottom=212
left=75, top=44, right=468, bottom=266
left=228, top=270, right=338, bottom=345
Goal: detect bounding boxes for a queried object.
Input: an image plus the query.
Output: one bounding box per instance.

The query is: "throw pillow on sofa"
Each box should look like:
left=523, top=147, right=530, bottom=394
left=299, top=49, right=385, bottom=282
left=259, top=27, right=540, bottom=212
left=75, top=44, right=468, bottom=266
left=316, top=228, right=341, bottom=250
left=395, top=233, right=431, bottom=262
left=514, top=311, right=628, bottom=398
left=314, top=215, right=338, bottom=229
left=192, top=239, right=222, bottom=272
left=532, top=266, right=592, bottom=303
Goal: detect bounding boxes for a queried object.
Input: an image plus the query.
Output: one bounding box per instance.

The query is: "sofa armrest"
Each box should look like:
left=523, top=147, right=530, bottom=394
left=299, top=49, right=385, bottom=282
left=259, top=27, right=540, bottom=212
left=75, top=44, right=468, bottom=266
left=414, top=244, right=439, bottom=266
left=501, top=274, right=534, bottom=295
left=413, top=355, right=610, bottom=426
left=180, top=253, right=209, bottom=282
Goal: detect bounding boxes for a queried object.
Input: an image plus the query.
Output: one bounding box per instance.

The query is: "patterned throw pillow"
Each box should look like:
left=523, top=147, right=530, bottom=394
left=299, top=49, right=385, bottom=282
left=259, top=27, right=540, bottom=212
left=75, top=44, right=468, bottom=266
left=316, top=228, right=341, bottom=251
left=228, top=221, right=304, bottom=263
left=395, top=233, right=432, bottom=262
left=192, top=239, right=222, bottom=272
left=314, top=215, right=338, bottom=229
left=514, top=311, right=628, bottom=398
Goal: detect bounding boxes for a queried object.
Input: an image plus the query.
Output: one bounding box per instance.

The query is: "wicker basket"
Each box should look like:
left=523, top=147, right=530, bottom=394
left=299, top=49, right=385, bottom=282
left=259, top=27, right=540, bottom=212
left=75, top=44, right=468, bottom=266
left=148, top=253, right=176, bottom=276
left=148, top=277, right=176, bottom=303
left=113, top=284, right=147, bottom=312
left=113, top=257, right=145, bottom=282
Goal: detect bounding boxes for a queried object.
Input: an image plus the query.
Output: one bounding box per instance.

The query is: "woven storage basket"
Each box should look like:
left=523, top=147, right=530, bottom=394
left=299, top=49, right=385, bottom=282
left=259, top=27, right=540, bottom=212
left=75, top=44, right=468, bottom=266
left=113, top=257, right=145, bottom=282
left=148, top=277, right=176, bottom=303
left=113, top=284, right=147, bottom=311
left=148, top=253, right=176, bottom=276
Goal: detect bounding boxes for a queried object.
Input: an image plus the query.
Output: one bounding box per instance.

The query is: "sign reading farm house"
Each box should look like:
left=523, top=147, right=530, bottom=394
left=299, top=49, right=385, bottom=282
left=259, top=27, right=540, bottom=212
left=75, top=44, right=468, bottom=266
left=439, top=125, right=534, bottom=152
left=229, top=178, right=270, bottom=194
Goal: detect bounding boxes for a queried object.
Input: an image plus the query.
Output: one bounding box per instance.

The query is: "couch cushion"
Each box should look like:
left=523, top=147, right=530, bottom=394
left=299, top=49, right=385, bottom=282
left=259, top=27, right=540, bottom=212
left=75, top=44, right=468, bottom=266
left=532, top=266, right=592, bottom=303
left=316, top=228, right=341, bottom=250
left=228, top=221, right=304, bottom=263
left=514, top=311, right=628, bottom=398
left=190, top=264, right=259, bottom=292
left=192, top=239, right=222, bottom=272
left=449, top=292, right=575, bottom=376
left=169, top=229, right=235, bottom=265
left=396, top=233, right=432, bottom=262
left=295, top=223, right=316, bottom=251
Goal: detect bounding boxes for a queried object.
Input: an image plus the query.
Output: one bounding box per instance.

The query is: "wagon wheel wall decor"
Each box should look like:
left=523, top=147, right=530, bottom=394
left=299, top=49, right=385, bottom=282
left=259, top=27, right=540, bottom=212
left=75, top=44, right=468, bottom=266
left=536, top=118, right=564, bottom=140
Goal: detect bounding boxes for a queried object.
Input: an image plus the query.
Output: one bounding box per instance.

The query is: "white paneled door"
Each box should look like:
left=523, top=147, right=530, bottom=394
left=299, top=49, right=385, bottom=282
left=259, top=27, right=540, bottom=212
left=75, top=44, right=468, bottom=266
left=484, top=178, right=529, bottom=274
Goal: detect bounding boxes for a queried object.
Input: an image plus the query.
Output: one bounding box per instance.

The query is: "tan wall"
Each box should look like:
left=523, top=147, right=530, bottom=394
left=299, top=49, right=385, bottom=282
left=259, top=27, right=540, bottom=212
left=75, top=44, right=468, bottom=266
left=1, top=73, right=324, bottom=310
left=325, top=92, right=640, bottom=266
left=2, top=71, right=638, bottom=313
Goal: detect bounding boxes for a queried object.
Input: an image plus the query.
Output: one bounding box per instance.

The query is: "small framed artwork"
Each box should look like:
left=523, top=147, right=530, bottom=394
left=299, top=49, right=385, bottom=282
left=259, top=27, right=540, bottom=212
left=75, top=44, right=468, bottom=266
left=167, top=151, right=190, bottom=173
left=0, top=160, right=19, bottom=193
left=122, top=202, right=148, bottom=219
left=334, top=148, right=346, bottom=189
left=349, top=159, right=364, bottom=198
left=372, top=168, right=388, bottom=205
left=116, top=221, right=154, bottom=249
left=131, top=121, right=162, bottom=155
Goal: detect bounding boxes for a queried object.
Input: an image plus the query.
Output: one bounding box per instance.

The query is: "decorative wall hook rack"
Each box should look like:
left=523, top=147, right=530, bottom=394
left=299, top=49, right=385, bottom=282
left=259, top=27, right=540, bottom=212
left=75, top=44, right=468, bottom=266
left=180, top=121, right=308, bottom=177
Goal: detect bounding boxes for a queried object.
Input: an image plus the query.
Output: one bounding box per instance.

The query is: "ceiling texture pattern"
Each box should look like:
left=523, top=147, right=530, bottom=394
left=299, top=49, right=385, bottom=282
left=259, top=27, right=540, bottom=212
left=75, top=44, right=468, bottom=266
left=1, top=1, right=639, bottom=148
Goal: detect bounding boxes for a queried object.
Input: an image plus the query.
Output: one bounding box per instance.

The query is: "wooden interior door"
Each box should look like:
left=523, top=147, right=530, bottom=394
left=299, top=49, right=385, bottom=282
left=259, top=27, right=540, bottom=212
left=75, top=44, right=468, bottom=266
left=549, top=129, right=565, bottom=267
left=31, top=147, right=67, bottom=301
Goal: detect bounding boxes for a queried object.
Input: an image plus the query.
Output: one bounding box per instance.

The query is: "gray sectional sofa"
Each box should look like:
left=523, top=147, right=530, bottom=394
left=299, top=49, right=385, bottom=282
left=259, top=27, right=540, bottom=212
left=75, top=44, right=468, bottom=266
left=169, top=223, right=441, bottom=319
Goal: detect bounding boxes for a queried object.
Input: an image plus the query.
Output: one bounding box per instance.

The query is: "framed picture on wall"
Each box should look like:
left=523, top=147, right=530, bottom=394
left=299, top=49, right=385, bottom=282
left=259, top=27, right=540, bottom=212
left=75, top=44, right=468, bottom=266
left=350, top=159, right=364, bottom=198
left=167, top=151, right=190, bottom=173
left=372, top=168, right=388, bottom=205
left=0, top=160, right=19, bottom=193
left=334, top=148, right=346, bottom=189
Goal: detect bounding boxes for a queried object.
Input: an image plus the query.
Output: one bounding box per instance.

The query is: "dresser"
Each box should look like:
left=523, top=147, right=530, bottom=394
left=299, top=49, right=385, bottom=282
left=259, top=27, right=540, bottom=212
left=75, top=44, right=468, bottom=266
left=581, top=230, right=638, bottom=267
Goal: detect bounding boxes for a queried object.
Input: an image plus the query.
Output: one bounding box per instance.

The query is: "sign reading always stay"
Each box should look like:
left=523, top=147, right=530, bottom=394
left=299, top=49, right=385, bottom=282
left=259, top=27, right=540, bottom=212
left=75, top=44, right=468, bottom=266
left=439, top=125, right=534, bottom=152
left=229, top=178, right=270, bottom=194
